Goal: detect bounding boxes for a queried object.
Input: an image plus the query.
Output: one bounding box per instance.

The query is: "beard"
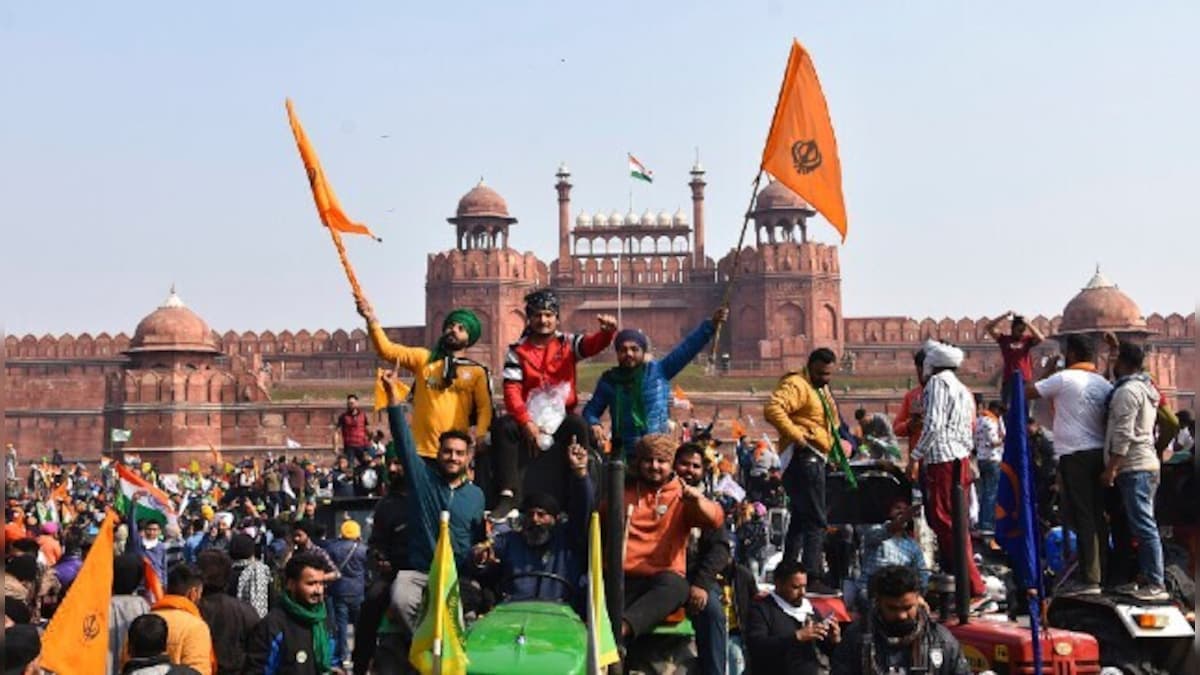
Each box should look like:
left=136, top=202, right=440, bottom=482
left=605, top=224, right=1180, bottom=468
left=439, top=333, right=467, bottom=352
left=521, top=523, right=552, bottom=547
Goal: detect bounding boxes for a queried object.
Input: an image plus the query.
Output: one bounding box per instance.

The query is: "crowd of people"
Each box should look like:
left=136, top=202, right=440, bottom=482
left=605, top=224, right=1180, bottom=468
left=5, top=295, right=1194, bottom=675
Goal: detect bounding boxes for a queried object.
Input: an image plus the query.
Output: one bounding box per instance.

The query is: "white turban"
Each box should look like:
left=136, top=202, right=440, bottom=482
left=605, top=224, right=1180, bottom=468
left=215, top=511, right=235, bottom=527
left=923, top=340, right=964, bottom=376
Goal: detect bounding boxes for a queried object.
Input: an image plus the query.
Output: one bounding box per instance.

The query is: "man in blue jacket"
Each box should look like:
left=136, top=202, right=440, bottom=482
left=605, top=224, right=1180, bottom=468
left=584, top=307, right=728, bottom=459
left=381, top=372, right=486, bottom=636
left=472, top=440, right=593, bottom=613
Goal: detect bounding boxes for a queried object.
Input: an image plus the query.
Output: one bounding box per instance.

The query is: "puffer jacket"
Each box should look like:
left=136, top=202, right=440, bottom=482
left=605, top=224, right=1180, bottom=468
left=584, top=319, right=715, bottom=457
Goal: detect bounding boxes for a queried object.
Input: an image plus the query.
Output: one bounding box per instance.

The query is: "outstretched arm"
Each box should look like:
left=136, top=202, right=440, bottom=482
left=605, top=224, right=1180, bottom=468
left=660, top=308, right=725, bottom=379
left=576, top=314, right=618, bottom=359
left=381, top=372, right=431, bottom=496
left=357, top=296, right=429, bottom=372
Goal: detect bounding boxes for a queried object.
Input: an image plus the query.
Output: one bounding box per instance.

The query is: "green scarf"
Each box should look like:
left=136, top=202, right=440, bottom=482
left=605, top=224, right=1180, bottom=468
left=816, top=384, right=857, bottom=489
left=607, top=364, right=648, bottom=440
left=279, top=592, right=332, bottom=672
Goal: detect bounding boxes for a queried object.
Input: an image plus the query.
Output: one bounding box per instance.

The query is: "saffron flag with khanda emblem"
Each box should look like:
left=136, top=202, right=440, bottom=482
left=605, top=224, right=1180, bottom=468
left=760, top=40, right=848, bottom=240
left=285, top=99, right=381, bottom=241
left=41, top=509, right=117, bottom=674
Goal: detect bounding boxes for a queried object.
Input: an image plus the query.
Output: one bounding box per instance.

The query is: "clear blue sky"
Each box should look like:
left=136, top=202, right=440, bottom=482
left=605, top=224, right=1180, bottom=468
left=4, top=2, right=1196, bottom=337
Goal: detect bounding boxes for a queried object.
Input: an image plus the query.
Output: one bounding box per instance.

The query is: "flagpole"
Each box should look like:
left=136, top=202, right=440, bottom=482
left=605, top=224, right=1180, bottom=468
left=328, top=227, right=367, bottom=302
left=709, top=171, right=764, bottom=362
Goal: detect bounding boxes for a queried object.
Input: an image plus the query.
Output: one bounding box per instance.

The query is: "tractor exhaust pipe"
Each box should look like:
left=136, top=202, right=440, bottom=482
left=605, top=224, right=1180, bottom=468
left=951, top=458, right=970, bottom=625
left=605, top=458, right=626, bottom=657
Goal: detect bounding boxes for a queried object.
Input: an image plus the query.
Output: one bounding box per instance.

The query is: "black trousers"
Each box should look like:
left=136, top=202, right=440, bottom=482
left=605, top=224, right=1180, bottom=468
left=782, top=446, right=828, bottom=579
left=352, top=572, right=396, bottom=675
left=490, top=413, right=591, bottom=506
left=624, top=572, right=690, bottom=637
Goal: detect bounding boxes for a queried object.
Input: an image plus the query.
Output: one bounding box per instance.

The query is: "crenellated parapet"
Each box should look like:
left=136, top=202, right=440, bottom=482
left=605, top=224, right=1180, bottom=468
left=715, top=241, right=840, bottom=279
left=843, top=312, right=1195, bottom=346
left=427, top=247, right=548, bottom=283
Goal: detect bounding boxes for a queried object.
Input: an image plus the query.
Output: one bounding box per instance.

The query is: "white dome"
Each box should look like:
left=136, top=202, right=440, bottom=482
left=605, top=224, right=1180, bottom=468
left=576, top=211, right=592, bottom=227
left=641, top=209, right=656, bottom=226
left=609, top=210, right=625, bottom=227
left=594, top=212, right=610, bottom=227
left=657, top=210, right=672, bottom=226
left=626, top=209, right=639, bottom=226
left=673, top=207, right=688, bottom=225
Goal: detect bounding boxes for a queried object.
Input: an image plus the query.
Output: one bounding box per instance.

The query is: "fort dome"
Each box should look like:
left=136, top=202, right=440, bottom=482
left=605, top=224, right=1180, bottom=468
left=1059, top=268, right=1147, bottom=334
left=128, top=288, right=220, bottom=354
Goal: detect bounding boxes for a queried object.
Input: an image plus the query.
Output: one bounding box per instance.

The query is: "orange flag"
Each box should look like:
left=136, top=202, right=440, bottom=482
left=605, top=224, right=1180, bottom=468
left=41, top=509, right=117, bottom=674
left=285, top=99, right=381, bottom=241
left=731, top=419, right=747, bottom=439
left=760, top=40, right=848, bottom=240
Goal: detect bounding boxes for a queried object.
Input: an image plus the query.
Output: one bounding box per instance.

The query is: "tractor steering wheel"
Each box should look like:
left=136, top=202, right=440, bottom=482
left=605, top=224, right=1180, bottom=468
left=504, top=570, right=576, bottom=603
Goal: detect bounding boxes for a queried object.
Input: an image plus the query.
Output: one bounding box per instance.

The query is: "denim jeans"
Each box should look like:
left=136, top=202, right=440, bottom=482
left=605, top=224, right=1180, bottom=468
left=690, top=584, right=728, bottom=675
left=333, top=594, right=364, bottom=663
left=977, top=459, right=1001, bottom=532
left=1115, top=471, right=1164, bottom=587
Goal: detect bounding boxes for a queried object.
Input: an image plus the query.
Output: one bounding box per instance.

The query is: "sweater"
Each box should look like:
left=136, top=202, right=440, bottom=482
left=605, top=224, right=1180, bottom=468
left=386, top=405, right=486, bottom=572
left=583, top=319, right=715, bottom=455
left=367, top=323, right=494, bottom=458
left=502, top=329, right=614, bottom=425
left=1105, top=374, right=1161, bottom=474
left=622, top=478, right=723, bottom=578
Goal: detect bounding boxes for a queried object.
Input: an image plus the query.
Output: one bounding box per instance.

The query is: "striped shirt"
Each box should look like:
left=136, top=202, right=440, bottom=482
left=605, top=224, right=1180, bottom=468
left=912, top=370, right=975, bottom=465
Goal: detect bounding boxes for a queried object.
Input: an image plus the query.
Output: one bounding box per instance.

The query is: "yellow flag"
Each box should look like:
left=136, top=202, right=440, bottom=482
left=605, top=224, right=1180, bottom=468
left=285, top=99, right=381, bottom=240
left=760, top=40, right=848, bottom=240
left=374, top=367, right=411, bottom=412
left=41, top=509, right=117, bottom=674
left=587, top=512, right=620, bottom=672
left=410, top=512, right=469, bottom=675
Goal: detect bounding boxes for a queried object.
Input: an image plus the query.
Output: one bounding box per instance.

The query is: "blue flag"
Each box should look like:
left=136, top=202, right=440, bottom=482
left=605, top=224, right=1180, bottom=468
left=995, top=372, right=1044, bottom=670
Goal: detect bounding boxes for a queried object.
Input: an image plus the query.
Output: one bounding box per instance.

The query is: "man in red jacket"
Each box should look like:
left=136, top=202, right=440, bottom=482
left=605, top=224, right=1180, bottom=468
left=490, top=289, right=616, bottom=518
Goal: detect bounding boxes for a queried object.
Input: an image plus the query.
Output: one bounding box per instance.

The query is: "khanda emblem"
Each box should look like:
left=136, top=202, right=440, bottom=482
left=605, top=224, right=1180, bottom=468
left=791, top=139, right=822, bottom=174
left=82, top=612, right=101, bottom=640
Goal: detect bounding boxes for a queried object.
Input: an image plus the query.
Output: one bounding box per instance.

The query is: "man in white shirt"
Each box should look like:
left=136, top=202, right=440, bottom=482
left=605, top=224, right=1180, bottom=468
left=1027, top=334, right=1112, bottom=595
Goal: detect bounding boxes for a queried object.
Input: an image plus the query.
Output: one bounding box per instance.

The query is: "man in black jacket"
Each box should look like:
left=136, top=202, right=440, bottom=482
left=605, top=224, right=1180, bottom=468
left=196, top=550, right=260, bottom=675
left=677, top=443, right=733, bottom=675
left=352, top=457, right=408, bottom=675
left=832, top=565, right=969, bottom=674
left=745, top=560, right=840, bottom=675
left=243, top=551, right=341, bottom=675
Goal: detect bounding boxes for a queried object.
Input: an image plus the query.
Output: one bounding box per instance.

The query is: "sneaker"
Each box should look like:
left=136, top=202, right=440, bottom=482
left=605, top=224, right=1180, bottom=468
left=1110, top=582, right=1140, bottom=596
left=1057, top=580, right=1102, bottom=596
left=490, top=493, right=518, bottom=522
left=1131, top=585, right=1170, bottom=602
left=806, top=580, right=841, bottom=597
left=970, top=596, right=999, bottom=614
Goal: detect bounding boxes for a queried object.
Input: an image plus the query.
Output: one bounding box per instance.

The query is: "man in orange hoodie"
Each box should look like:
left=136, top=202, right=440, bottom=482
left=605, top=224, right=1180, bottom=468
left=621, top=434, right=724, bottom=640
left=151, top=563, right=214, bottom=675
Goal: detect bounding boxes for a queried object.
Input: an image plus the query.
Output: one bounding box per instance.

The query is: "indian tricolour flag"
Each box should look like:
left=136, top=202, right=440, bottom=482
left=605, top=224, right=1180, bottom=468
left=628, top=153, right=653, bottom=183
left=114, top=464, right=177, bottom=528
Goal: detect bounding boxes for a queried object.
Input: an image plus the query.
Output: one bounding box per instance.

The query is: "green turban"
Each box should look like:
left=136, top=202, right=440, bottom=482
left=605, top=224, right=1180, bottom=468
left=445, top=309, right=482, bottom=346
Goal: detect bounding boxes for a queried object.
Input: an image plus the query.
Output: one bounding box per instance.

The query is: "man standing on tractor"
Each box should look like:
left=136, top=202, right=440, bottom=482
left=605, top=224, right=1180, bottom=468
left=621, top=434, right=724, bottom=642
left=1026, top=334, right=1112, bottom=595
left=676, top=442, right=733, bottom=675
left=356, top=297, right=493, bottom=467
left=472, top=439, right=593, bottom=609
left=892, top=349, right=927, bottom=465
left=583, top=307, right=728, bottom=459
left=763, top=347, right=845, bottom=596
left=832, top=565, right=970, bottom=674
left=906, top=341, right=987, bottom=604
left=491, top=289, right=616, bottom=517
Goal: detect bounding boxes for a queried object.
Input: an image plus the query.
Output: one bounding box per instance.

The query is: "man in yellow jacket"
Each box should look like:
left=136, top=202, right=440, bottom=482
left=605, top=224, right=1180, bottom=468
left=763, top=347, right=842, bottom=596
left=357, top=297, right=494, bottom=461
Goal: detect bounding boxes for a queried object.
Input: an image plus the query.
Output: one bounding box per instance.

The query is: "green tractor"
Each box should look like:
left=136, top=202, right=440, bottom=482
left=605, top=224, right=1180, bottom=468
left=463, top=572, right=590, bottom=675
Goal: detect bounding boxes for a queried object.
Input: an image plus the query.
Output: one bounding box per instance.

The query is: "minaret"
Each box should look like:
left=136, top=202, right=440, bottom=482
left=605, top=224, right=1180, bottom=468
left=555, top=163, right=572, bottom=279
left=689, top=161, right=707, bottom=267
